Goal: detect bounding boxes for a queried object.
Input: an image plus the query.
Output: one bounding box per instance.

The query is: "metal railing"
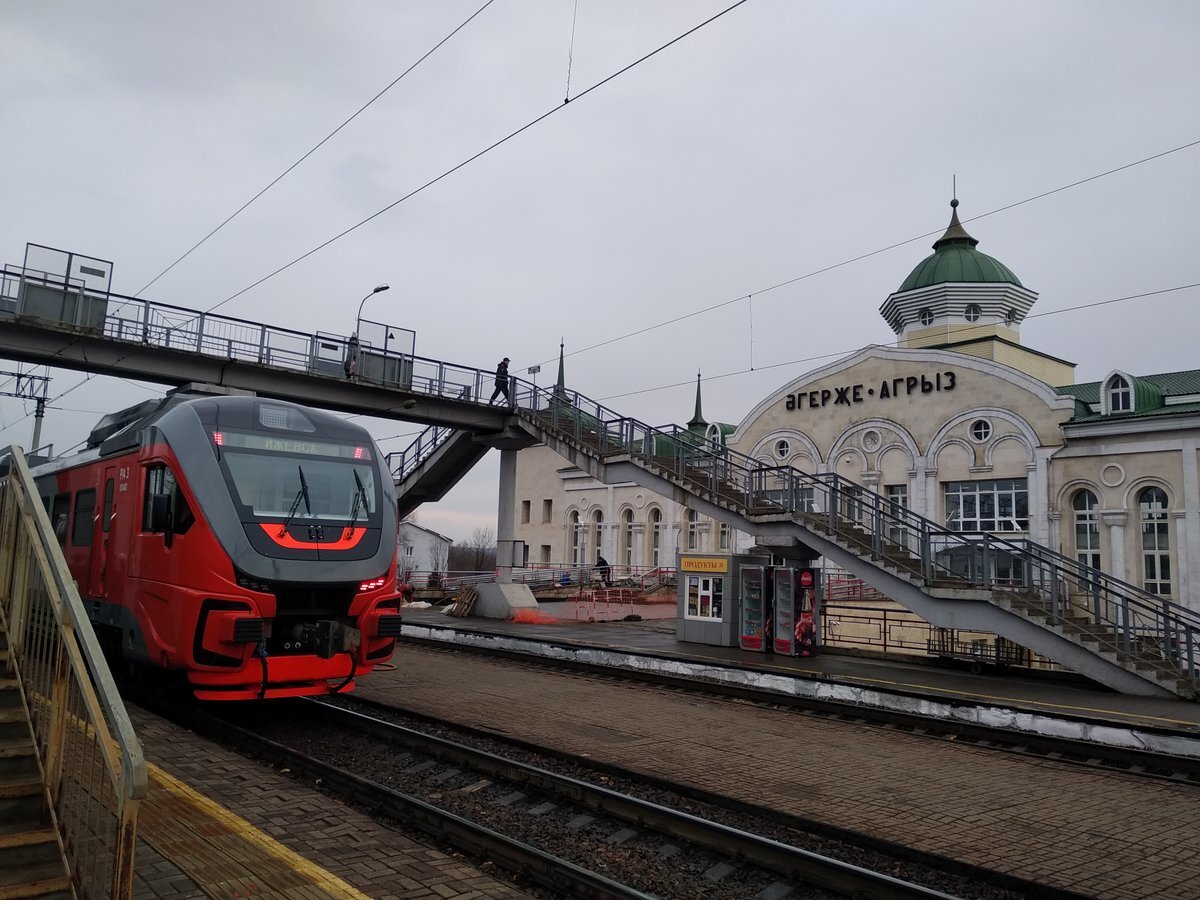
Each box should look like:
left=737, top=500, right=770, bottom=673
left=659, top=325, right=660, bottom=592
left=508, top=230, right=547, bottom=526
left=0, top=446, right=146, bottom=899
left=503, top=379, right=1200, bottom=691
left=7, top=257, right=1195, bottom=692
left=387, top=424, right=458, bottom=481
left=0, top=262, right=510, bottom=408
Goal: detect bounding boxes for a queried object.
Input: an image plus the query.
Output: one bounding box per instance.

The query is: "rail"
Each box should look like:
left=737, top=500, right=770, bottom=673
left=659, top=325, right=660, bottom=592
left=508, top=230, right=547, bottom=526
left=0, top=445, right=147, bottom=899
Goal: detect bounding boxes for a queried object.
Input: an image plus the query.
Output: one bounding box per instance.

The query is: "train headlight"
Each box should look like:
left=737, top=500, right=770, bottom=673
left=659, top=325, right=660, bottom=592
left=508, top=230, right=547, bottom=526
left=358, top=576, right=387, bottom=592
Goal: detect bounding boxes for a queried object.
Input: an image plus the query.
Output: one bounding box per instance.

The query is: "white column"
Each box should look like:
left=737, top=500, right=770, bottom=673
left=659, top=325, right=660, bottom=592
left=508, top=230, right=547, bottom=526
left=1101, top=510, right=1128, bottom=584
left=1180, top=438, right=1199, bottom=611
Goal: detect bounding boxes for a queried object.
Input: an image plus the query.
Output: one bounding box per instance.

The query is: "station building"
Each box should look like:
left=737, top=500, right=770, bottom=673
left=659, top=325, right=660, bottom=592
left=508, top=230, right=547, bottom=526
left=511, top=200, right=1200, bottom=613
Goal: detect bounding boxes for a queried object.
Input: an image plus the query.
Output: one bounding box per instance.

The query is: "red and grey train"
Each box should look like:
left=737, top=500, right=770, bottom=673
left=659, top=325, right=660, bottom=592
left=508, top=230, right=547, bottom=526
left=30, top=391, right=403, bottom=700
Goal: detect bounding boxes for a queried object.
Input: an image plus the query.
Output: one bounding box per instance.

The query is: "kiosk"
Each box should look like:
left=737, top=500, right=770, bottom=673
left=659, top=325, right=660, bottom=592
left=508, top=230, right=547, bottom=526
left=676, top=552, right=822, bottom=656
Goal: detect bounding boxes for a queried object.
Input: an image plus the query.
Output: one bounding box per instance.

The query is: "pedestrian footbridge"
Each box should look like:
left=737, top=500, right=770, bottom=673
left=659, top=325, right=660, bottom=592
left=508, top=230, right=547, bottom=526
left=1, top=245, right=1197, bottom=699
left=393, top=389, right=1200, bottom=700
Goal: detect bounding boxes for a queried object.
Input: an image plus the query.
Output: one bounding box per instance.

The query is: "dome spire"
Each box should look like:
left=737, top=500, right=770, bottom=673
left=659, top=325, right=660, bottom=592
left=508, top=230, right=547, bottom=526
left=688, top=370, right=707, bottom=431
left=554, top=338, right=567, bottom=398
left=932, top=197, right=979, bottom=250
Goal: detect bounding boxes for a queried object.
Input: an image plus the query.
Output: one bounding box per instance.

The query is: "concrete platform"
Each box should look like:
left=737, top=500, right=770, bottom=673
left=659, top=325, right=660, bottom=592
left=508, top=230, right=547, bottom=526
left=127, top=704, right=531, bottom=899
left=397, top=605, right=1200, bottom=755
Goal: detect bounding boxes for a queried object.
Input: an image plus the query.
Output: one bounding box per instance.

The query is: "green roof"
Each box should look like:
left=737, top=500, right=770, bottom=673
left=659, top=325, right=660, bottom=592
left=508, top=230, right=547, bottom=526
left=1056, top=369, right=1200, bottom=423
left=898, top=200, right=1022, bottom=293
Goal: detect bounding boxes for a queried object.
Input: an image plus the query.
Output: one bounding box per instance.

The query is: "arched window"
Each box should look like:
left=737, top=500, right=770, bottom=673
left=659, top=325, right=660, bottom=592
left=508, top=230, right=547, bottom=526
left=649, top=508, right=662, bottom=568
left=1108, top=375, right=1132, bottom=413
left=1139, top=487, right=1171, bottom=595
left=622, top=509, right=634, bottom=567
left=569, top=510, right=582, bottom=566
left=1072, top=489, right=1100, bottom=570
left=687, top=509, right=699, bottom=551
left=591, top=509, right=604, bottom=563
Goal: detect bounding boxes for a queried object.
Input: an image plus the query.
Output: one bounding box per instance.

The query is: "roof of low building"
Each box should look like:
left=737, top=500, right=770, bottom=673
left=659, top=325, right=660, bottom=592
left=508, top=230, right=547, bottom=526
left=1056, top=369, right=1200, bottom=423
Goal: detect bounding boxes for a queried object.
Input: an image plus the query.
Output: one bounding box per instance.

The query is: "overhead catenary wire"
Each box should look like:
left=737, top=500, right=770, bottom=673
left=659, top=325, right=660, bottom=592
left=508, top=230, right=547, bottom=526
left=541, top=136, right=1200, bottom=369
left=1, top=2, right=751, bottom=441
left=134, top=0, right=499, bottom=300
left=202, top=0, right=752, bottom=317
left=594, top=281, right=1200, bottom=403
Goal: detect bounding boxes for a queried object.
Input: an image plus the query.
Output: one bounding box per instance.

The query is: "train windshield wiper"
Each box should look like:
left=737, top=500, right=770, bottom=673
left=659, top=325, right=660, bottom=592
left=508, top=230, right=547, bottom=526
left=278, top=465, right=312, bottom=536
left=345, top=469, right=369, bottom=534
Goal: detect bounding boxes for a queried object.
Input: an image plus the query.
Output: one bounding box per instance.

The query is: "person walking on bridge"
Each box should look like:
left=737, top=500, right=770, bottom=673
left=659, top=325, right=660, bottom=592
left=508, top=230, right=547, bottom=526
left=490, top=357, right=512, bottom=405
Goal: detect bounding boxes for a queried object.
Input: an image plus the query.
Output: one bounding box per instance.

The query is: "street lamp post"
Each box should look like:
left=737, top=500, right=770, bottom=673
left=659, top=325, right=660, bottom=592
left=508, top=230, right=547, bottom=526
left=355, top=283, right=390, bottom=338
left=346, top=283, right=389, bottom=378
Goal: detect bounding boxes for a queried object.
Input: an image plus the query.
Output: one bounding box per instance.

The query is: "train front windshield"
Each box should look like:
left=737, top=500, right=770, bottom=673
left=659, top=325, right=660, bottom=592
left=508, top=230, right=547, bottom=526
left=214, top=431, right=377, bottom=522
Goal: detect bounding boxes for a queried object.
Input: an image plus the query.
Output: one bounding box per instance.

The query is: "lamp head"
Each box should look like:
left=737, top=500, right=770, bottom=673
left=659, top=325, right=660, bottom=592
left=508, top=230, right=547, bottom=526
left=373, top=284, right=389, bottom=294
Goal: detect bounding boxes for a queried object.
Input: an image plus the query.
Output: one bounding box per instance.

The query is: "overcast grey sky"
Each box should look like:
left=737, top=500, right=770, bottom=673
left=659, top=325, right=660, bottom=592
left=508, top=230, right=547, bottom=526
left=2, top=1, right=1199, bottom=542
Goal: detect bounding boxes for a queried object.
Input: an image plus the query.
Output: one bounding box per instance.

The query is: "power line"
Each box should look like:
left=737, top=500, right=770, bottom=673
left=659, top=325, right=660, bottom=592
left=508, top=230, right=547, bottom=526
left=203, top=0, right=752, bottom=316
left=2, top=3, right=748, bottom=434
left=546, top=137, right=1200, bottom=368
left=595, top=281, right=1200, bottom=403
left=136, top=0, right=498, bottom=299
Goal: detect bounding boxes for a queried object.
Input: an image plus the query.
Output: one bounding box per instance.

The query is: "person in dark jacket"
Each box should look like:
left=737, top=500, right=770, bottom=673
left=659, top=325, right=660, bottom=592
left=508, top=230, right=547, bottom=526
left=489, top=357, right=512, bottom=405
left=595, top=554, right=612, bottom=587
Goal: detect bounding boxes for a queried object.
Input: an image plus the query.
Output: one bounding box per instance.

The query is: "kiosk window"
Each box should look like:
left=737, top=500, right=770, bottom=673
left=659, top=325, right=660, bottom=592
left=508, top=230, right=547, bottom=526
left=686, top=575, right=723, bottom=621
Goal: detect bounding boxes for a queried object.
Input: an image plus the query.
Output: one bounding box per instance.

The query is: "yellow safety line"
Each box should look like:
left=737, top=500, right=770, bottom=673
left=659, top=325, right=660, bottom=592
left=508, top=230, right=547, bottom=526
left=144, top=761, right=373, bottom=899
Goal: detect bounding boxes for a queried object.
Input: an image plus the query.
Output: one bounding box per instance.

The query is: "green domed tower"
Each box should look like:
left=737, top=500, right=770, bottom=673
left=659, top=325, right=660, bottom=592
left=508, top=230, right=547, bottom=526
left=879, top=199, right=1074, bottom=385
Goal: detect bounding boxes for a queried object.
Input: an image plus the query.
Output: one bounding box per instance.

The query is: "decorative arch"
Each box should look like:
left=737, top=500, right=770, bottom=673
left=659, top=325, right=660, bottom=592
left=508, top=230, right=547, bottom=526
left=984, top=434, right=1035, bottom=470
left=829, top=418, right=920, bottom=469
left=926, top=407, right=1040, bottom=458
left=933, top=437, right=974, bottom=471
left=1122, top=477, right=1175, bottom=511
left=1053, top=478, right=1106, bottom=514
left=747, top=430, right=822, bottom=468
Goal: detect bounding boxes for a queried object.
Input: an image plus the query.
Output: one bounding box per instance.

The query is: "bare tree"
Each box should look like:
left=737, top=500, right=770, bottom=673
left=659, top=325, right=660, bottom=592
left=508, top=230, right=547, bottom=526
left=448, top=526, right=495, bottom=572
left=429, top=540, right=448, bottom=575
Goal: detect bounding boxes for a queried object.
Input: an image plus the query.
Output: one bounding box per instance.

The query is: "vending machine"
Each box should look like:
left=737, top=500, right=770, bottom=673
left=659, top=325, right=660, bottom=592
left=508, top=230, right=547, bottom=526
left=739, top=565, right=822, bottom=656
left=772, top=567, right=795, bottom=655
left=739, top=566, right=768, bottom=652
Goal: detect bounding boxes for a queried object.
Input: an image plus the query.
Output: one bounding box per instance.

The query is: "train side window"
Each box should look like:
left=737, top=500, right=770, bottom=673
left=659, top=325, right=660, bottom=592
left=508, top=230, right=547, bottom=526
left=143, top=464, right=195, bottom=535
left=51, top=493, right=70, bottom=545
left=71, top=489, right=96, bottom=547
left=102, top=479, right=115, bottom=532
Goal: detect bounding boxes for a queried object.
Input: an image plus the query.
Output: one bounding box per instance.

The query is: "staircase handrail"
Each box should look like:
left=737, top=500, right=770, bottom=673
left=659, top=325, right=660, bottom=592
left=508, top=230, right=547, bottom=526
left=0, top=445, right=147, bottom=898
left=510, top=380, right=1198, bottom=687
left=386, top=423, right=456, bottom=481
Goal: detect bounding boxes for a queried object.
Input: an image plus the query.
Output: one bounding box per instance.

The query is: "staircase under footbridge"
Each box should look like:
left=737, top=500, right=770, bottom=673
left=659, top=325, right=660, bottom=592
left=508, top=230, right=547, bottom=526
left=393, top=384, right=1200, bottom=700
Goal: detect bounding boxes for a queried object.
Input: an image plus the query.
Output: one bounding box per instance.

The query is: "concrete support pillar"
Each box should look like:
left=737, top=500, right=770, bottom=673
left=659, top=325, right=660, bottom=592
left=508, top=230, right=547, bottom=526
left=496, top=448, right=518, bottom=585
left=476, top=445, right=538, bottom=618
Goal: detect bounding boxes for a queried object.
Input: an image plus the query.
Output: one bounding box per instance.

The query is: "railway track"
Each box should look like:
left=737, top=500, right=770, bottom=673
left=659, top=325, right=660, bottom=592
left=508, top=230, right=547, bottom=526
left=165, top=696, right=1008, bottom=900
left=399, top=637, right=1200, bottom=785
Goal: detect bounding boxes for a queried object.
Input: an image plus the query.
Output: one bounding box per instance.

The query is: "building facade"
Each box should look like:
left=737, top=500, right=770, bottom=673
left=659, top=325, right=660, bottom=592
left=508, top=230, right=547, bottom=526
left=511, top=200, right=1200, bottom=611
left=397, top=519, right=452, bottom=583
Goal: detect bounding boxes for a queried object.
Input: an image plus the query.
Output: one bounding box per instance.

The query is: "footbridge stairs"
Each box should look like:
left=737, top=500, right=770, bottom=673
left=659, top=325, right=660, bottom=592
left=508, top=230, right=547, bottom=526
left=393, top=385, right=1200, bottom=700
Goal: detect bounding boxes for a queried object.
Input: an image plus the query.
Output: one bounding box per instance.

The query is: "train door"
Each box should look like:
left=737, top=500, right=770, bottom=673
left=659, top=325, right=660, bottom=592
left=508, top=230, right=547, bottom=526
left=89, top=467, right=117, bottom=600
